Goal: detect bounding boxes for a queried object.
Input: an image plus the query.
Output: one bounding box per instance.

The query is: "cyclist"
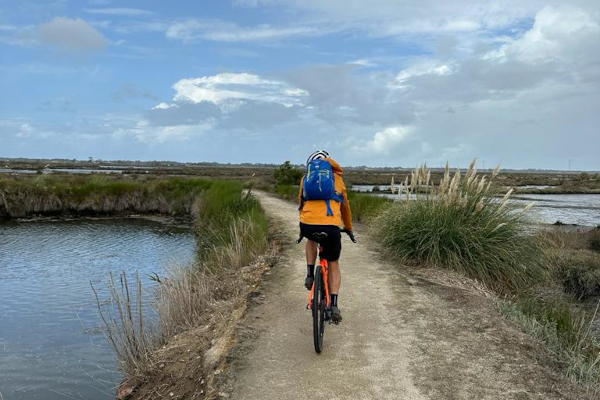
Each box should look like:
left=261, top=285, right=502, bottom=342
left=298, top=150, right=353, bottom=323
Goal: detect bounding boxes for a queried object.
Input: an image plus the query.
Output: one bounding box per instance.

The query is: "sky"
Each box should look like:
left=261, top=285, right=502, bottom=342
left=0, top=0, right=599, bottom=170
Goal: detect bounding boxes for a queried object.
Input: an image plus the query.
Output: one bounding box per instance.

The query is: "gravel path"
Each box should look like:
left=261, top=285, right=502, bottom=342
left=222, top=191, right=590, bottom=400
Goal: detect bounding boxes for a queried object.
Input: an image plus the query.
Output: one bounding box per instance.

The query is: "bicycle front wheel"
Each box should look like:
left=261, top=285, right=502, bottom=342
left=313, top=265, right=325, bottom=353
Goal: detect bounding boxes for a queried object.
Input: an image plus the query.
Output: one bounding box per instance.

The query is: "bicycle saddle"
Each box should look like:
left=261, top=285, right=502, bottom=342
left=312, top=232, right=329, bottom=242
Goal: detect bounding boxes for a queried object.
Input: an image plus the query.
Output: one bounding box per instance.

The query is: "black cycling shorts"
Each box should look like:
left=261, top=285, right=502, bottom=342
left=299, top=223, right=342, bottom=262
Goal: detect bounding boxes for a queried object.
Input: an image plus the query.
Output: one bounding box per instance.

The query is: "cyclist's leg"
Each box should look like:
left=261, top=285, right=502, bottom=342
left=328, top=260, right=342, bottom=322
left=328, top=260, right=341, bottom=294
left=321, top=227, right=342, bottom=322
left=304, top=239, right=318, bottom=289
left=323, top=227, right=342, bottom=294
left=305, top=239, right=318, bottom=265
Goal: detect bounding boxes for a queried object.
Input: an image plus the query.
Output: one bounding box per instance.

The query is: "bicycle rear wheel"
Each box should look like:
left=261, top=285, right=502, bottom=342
left=313, top=265, right=325, bottom=353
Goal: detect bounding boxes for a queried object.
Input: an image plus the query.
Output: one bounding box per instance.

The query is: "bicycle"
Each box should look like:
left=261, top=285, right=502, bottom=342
left=297, top=228, right=356, bottom=353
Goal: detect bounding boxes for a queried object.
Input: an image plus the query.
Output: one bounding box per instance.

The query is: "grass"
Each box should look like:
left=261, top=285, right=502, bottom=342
left=0, top=174, right=214, bottom=218
left=372, top=160, right=546, bottom=292
left=500, top=296, right=600, bottom=390
left=346, top=190, right=392, bottom=223
left=273, top=184, right=299, bottom=202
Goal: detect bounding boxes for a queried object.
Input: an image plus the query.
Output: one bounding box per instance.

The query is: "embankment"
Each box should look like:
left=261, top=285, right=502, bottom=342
left=0, top=174, right=215, bottom=218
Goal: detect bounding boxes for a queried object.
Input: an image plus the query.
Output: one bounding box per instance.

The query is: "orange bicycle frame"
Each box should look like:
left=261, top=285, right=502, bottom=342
left=308, top=246, right=331, bottom=309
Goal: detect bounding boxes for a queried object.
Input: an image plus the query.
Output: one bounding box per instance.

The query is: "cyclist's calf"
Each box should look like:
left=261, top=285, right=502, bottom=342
left=329, top=260, right=341, bottom=294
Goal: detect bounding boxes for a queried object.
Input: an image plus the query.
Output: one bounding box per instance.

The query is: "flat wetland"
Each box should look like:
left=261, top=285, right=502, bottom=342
left=0, top=160, right=599, bottom=399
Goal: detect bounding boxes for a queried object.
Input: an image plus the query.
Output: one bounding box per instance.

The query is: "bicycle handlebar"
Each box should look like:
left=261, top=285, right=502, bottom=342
left=296, top=229, right=357, bottom=244
left=341, top=229, right=357, bottom=243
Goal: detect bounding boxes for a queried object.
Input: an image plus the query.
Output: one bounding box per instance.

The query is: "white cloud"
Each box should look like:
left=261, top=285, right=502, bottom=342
left=484, top=6, right=600, bottom=65
left=114, top=120, right=213, bottom=144
left=395, top=63, right=453, bottom=88
left=84, top=8, right=154, bottom=16
left=17, top=123, right=34, bottom=138
left=165, top=19, right=321, bottom=42
left=361, top=126, right=413, bottom=155
left=153, top=103, right=178, bottom=110
left=349, top=59, right=377, bottom=67
left=172, top=73, right=308, bottom=106
left=38, top=17, right=107, bottom=51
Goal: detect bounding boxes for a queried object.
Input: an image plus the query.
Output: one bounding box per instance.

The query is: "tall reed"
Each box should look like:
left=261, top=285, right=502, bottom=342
left=373, top=159, right=545, bottom=292
left=92, top=271, right=157, bottom=375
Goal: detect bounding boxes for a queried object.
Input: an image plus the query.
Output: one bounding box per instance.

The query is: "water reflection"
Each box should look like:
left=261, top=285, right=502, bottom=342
left=0, top=218, right=196, bottom=400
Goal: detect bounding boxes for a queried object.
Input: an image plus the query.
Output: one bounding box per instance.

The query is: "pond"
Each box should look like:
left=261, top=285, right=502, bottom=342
left=0, top=218, right=196, bottom=400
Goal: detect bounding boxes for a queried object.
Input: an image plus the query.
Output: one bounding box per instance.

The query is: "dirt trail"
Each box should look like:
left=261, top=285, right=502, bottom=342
left=221, top=191, right=589, bottom=400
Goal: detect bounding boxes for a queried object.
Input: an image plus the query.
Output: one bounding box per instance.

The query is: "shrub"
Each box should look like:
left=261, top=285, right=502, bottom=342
left=577, top=172, right=590, bottom=181
left=372, top=160, right=546, bottom=292
left=274, top=161, right=303, bottom=186
left=554, top=250, right=600, bottom=300
left=589, top=228, right=600, bottom=253
left=275, top=184, right=299, bottom=202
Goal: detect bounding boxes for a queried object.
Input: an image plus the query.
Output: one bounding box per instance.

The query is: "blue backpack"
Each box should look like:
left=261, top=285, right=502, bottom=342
left=302, top=159, right=344, bottom=216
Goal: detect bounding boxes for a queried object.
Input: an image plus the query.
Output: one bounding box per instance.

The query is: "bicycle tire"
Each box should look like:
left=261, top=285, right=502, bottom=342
left=313, top=265, right=325, bottom=353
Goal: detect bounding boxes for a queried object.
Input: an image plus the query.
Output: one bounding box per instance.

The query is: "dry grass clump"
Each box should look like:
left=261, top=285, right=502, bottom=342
left=500, top=296, right=600, bottom=391
left=542, top=227, right=600, bottom=300
left=543, top=227, right=600, bottom=254
left=373, top=159, right=545, bottom=292
left=554, top=251, right=600, bottom=300
left=92, top=271, right=157, bottom=375
left=589, top=228, right=600, bottom=253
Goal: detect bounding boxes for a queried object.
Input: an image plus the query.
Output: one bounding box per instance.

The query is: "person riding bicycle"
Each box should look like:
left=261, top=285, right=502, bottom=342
left=299, top=150, right=353, bottom=324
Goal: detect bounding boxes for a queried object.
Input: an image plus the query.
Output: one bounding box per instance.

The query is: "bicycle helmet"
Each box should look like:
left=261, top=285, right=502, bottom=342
left=306, top=150, right=329, bottom=165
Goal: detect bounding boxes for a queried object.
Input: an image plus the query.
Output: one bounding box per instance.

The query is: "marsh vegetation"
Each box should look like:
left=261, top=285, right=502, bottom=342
left=368, top=160, right=600, bottom=391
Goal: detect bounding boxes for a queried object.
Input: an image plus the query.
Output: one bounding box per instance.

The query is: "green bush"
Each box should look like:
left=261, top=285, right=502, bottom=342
left=274, top=161, right=303, bottom=186
left=275, top=184, right=299, bottom=202
left=373, top=161, right=546, bottom=292
left=347, top=191, right=392, bottom=223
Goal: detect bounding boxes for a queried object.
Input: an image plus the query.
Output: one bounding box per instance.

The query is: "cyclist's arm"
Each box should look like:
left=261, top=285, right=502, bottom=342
left=298, top=176, right=305, bottom=208
left=341, top=185, right=353, bottom=231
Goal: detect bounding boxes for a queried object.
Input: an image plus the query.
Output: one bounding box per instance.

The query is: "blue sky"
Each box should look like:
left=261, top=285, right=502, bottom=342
left=1, top=0, right=599, bottom=170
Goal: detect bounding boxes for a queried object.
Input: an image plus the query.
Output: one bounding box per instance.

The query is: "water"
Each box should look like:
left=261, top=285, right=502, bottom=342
left=0, top=168, right=123, bottom=174
left=352, top=184, right=392, bottom=192
left=511, top=194, right=600, bottom=226
left=0, top=218, right=196, bottom=400
left=353, top=186, right=600, bottom=227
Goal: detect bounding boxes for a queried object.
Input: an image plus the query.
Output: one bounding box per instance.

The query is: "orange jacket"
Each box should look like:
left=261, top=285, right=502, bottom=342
left=298, top=158, right=353, bottom=230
